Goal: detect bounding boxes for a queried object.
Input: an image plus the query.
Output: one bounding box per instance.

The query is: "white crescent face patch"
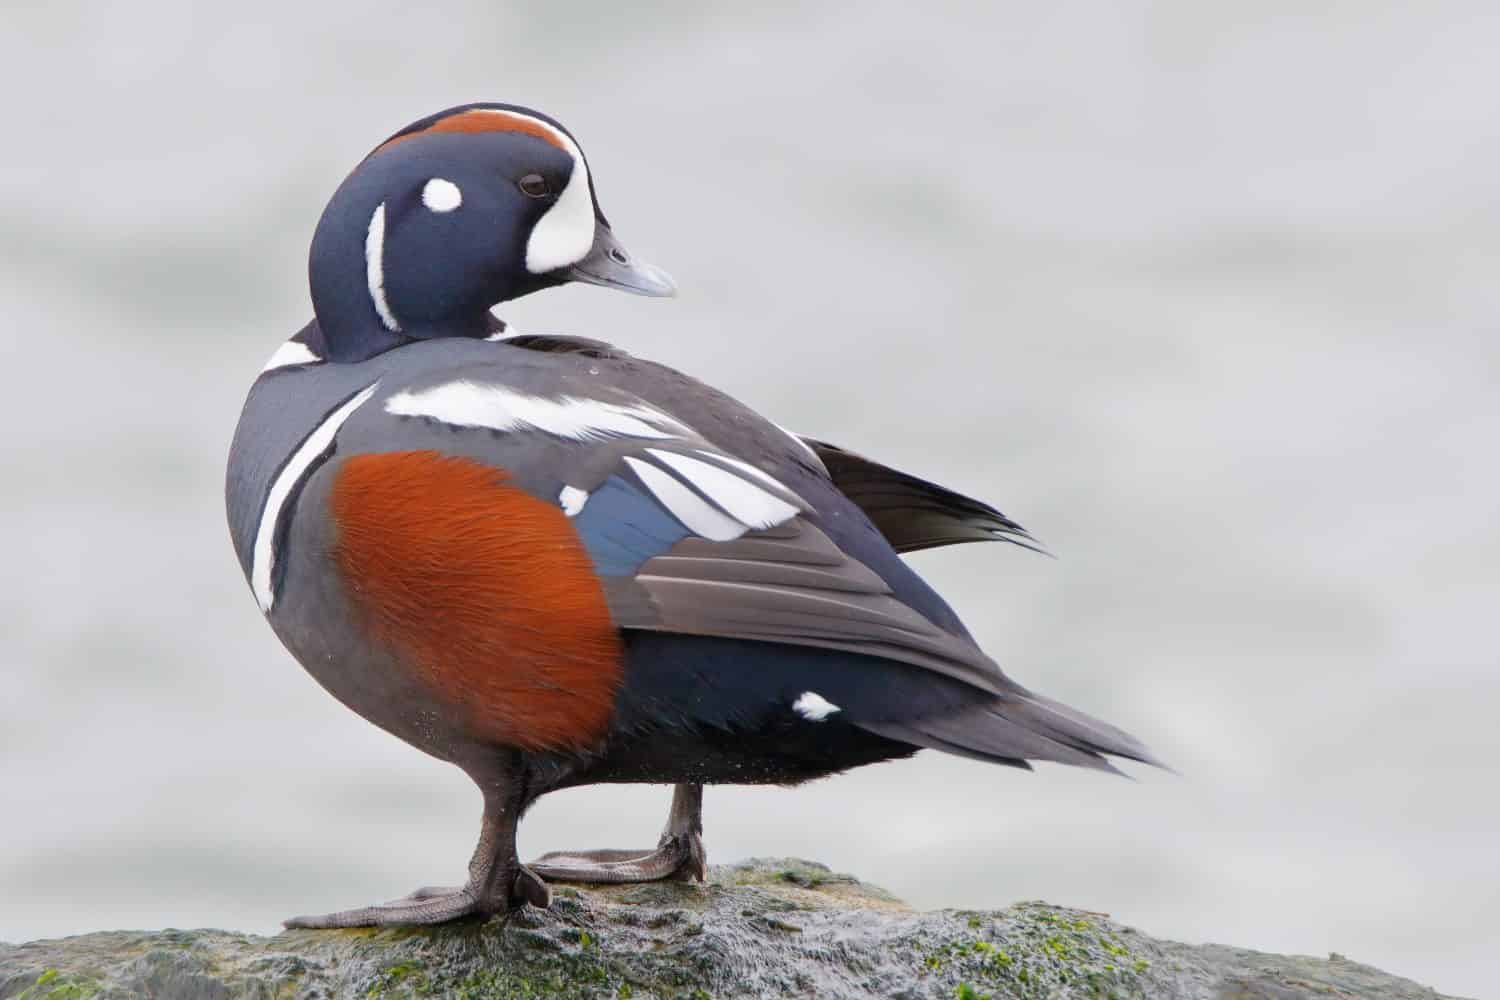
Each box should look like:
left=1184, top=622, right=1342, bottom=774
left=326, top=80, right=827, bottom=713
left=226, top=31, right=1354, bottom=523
left=519, top=123, right=596, bottom=274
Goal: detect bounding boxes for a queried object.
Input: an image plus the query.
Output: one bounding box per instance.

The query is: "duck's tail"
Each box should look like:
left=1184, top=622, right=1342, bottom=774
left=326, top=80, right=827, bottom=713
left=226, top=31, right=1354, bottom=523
left=862, top=688, right=1168, bottom=776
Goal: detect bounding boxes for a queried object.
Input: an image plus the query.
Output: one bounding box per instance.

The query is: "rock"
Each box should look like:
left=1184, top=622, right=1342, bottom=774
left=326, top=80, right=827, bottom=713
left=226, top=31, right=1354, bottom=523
left=0, top=858, right=1467, bottom=1000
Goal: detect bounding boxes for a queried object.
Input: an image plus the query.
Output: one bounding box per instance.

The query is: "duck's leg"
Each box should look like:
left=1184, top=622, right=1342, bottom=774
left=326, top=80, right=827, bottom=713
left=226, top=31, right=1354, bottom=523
left=285, top=757, right=550, bottom=928
left=529, top=782, right=706, bottom=884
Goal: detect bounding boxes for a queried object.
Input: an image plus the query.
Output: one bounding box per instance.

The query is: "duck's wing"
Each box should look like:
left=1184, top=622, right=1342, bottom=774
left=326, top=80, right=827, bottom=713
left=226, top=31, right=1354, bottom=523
left=352, top=368, right=1015, bottom=701
left=797, top=437, right=1043, bottom=555
left=490, top=332, right=1040, bottom=555
left=321, top=363, right=1158, bottom=771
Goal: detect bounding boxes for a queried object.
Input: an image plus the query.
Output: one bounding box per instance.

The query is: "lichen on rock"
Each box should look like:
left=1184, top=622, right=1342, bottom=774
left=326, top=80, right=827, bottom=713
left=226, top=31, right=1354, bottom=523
left=0, top=859, right=1468, bottom=999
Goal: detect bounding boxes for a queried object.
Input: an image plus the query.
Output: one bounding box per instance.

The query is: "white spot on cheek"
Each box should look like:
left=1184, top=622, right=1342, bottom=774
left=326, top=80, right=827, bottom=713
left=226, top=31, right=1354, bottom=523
left=559, top=485, right=589, bottom=516
left=793, top=691, right=841, bottom=721
left=422, top=177, right=463, bottom=212
left=364, top=203, right=400, bottom=332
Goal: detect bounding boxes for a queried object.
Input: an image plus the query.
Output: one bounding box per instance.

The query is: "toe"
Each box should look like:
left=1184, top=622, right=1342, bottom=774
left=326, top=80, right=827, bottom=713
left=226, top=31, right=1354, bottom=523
left=513, top=866, right=552, bottom=909
left=283, top=888, right=481, bottom=928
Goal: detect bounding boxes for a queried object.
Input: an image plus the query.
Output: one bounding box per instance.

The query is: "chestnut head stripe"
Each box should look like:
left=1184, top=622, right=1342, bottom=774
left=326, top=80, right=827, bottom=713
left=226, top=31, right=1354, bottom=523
left=373, top=108, right=571, bottom=156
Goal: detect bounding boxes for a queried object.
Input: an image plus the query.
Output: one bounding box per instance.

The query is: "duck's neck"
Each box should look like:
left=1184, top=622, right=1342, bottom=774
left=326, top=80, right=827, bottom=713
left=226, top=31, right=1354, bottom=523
left=316, top=309, right=503, bottom=363
left=307, top=196, right=500, bottom=362
left=303, top=311, right=508, bottom=365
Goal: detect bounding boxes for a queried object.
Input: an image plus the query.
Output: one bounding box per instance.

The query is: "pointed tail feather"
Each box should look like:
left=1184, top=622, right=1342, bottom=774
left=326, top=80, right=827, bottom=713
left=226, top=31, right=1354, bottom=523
left=862, top=690, right=1166, bottom=776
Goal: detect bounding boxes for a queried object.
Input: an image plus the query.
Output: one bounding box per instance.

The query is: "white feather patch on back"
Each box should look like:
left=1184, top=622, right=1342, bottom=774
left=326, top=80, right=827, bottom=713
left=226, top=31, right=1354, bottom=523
left=559, top=485, right=589, bottom=516
left=364, top=203, right=400, bottom=332
left=260, top=340, right=321, bottom=373
left=252, top=381, right=380, bottom=612
left=793, top=691, right=841, bottom=721
left=646, top=449, right=799, bottom=529
left=385, top=380, right=689, bottom=441
left=625, top=457, right=744, bottom=541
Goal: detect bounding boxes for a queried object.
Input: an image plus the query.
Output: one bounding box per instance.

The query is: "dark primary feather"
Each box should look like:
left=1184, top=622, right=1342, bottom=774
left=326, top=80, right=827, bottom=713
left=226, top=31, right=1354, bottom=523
left=801, top=438, right=1044, bottom=555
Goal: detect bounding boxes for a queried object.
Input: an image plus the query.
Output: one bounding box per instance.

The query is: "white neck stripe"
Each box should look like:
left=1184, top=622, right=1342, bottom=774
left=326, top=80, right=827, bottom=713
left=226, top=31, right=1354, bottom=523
left=259, top=340, right=322, bottom=374
left=251, top=382, right=380, bottom=612
left=364, top=203, right=401, bottom=332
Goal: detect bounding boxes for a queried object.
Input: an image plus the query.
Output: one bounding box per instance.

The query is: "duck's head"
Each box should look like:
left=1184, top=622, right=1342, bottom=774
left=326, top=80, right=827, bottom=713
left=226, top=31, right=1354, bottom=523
left=308, top=103, right=675, bottom=363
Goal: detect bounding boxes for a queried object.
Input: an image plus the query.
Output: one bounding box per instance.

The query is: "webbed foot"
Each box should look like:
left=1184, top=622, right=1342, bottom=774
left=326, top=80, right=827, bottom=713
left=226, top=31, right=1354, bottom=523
left=529, top=783, right=706, bottom=885
left=283, top=865, right=551, bottom=928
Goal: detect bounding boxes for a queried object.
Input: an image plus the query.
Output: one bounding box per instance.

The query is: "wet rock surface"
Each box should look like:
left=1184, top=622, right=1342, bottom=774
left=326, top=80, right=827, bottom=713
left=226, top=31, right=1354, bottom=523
left=0, top=858, right=1467, bottom=999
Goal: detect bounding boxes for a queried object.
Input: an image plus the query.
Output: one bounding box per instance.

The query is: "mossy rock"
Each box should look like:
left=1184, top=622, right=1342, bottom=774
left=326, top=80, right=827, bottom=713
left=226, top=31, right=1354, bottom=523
left=0, top=859, right=1467, bottom=999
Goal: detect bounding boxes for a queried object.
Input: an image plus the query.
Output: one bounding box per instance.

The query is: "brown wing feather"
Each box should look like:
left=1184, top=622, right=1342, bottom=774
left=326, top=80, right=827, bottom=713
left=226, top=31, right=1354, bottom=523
left=603, top=519, right=1015, bottom=697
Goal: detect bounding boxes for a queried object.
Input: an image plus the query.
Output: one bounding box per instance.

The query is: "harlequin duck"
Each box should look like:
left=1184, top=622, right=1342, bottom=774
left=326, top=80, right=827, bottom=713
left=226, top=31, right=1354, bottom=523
left=225, top=103, right=1160, bottom=928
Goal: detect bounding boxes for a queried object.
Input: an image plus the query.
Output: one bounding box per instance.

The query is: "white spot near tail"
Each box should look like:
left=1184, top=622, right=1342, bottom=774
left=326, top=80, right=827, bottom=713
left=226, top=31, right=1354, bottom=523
left=365, top=203, right=400, bottom=332
left=559, top=485, right=589, bottom=516
left=793, top=691, right=841, bottom=721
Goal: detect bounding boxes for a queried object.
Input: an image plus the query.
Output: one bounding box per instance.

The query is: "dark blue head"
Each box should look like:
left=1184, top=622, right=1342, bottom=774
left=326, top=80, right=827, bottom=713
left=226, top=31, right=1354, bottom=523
left=308, top=103, right=674, bottom=363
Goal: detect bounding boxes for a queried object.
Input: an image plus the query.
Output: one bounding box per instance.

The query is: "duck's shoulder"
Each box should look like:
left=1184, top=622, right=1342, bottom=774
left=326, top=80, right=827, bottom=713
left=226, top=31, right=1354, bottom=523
left=493, top=332, right=630, bottom=360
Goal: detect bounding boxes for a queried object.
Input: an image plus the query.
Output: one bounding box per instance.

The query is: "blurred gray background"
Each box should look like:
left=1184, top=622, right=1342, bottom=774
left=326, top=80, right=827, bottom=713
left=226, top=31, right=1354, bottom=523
left=2, top=2, right=1496, bottom=995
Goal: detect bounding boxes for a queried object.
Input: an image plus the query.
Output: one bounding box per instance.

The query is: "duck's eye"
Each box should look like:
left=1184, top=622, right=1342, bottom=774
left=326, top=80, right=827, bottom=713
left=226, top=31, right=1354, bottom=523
left=518, top=173, right=552, bottom=199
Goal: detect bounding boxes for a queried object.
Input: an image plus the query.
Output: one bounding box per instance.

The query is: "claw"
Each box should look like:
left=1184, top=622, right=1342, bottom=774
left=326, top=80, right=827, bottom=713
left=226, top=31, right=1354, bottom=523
left=514, top=866, right=552, bottom=908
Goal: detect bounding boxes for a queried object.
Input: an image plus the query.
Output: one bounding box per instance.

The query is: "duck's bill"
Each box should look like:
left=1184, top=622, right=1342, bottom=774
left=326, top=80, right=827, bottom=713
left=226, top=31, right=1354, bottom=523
left=566, top=227, right=677, bottom=297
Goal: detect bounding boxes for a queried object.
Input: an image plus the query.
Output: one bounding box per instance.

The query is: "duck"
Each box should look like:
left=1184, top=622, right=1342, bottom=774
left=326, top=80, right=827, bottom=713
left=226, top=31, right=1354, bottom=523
left=225, top=102, right=1161, bottom=928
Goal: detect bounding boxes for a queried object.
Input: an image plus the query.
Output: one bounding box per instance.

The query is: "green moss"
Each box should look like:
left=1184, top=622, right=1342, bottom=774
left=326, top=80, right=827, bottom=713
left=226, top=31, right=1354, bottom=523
left=364, top=959, right=430, bottom=997
left=916, top=905, right=1155, bottom=1000
left=16, top=969, right=101, bottom=1000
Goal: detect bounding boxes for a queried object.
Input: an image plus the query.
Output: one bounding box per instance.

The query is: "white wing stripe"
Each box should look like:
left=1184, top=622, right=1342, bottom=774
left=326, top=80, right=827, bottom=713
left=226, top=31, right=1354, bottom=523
left=774, top=422, right=829, bottom=473
left=385, top=381, right=688, bottom=441
left=252, top=381, right=380, bottom=612
left=647, top=449, right=798, bottom=529
left=625, top=457, right=744, bottom=541
left=694, top=450, right=795, bottom=495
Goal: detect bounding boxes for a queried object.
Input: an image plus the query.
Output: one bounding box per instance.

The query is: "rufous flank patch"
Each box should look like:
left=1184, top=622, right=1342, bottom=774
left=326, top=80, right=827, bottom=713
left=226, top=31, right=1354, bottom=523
left=331, top=450, right=622, bottom=752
